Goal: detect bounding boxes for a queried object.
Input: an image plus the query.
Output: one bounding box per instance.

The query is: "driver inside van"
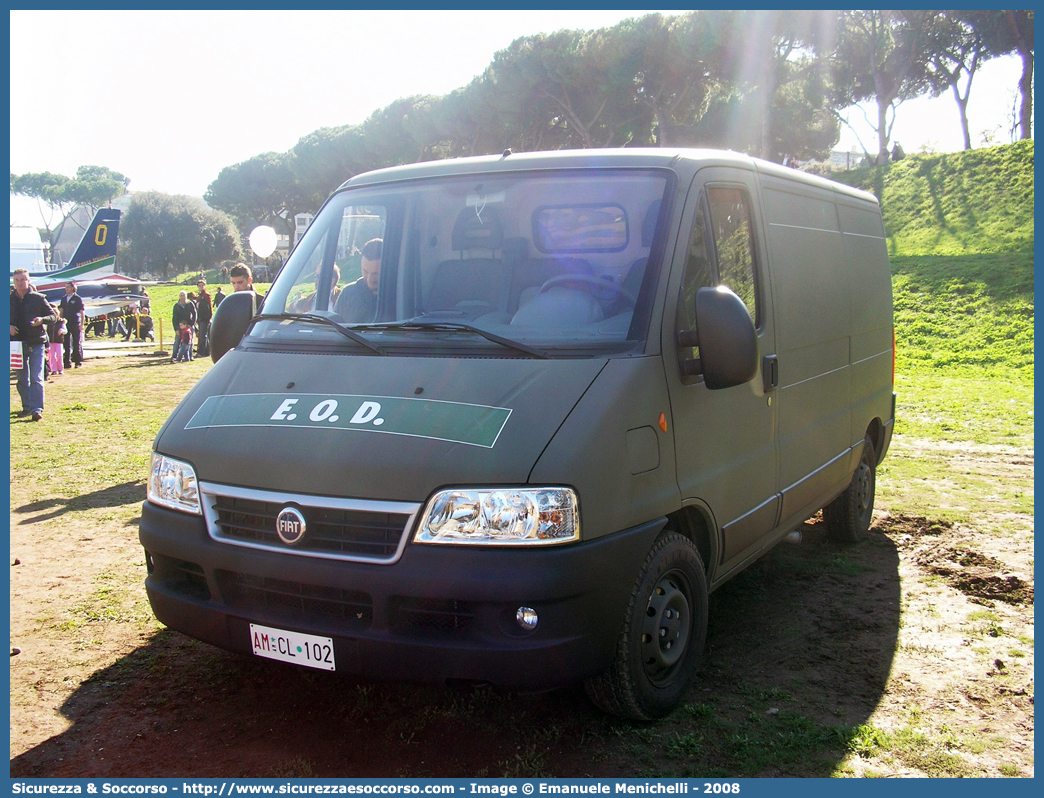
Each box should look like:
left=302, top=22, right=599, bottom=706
left=334, top=238, right=382, bottom=323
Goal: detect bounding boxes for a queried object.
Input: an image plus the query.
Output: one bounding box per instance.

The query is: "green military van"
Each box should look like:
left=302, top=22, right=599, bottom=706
left=141, top=149, right=894, bottom=720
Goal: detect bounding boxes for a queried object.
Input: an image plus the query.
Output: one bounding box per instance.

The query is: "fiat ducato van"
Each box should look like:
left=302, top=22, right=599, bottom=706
left=141, top=149, right=894, bottom=719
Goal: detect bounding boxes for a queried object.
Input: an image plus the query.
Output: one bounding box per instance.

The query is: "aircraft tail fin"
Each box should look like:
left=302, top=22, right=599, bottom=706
left=67, top=208, right=121, bottom=271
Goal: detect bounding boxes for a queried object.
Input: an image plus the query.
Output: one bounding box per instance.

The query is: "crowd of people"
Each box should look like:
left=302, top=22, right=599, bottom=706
left=12, top=262, right=267, bottom=420
left=10, top=272, right=88, bottom=422
left=168, top=263, right=260, bottom=363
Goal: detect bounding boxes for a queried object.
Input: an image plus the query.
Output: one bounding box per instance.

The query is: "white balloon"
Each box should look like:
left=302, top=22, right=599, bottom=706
left=249, top=225, right=278, bottom=258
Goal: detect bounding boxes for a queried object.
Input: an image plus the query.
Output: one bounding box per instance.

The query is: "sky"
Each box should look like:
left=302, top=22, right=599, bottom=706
left=10, top=10, right=1027, bottom=228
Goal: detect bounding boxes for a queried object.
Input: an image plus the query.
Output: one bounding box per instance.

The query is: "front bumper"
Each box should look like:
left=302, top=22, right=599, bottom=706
left=139, top=501, right=664, bottom=690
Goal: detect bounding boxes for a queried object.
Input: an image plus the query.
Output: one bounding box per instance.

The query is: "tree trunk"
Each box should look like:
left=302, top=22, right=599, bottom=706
left=1018, top=49, right=1033, bottom=140
left=1006, top=11, right=1034, bottom=141
left=877, top=101, right=890, bottom=161
left=951, top=83, right=972, bottom=150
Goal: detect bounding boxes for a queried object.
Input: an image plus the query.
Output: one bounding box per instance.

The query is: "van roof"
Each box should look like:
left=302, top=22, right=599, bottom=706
left=339, top=148, right=878, bottom=205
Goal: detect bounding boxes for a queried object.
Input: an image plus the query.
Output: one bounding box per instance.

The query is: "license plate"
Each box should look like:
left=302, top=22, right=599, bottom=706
left=249, top=623, right=336, bottom=671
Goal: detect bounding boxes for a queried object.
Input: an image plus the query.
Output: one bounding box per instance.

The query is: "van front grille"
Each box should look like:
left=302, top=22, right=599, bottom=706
left=216, top=571, right=373, bottom=629
left=204, top=492, right=414, bottom=562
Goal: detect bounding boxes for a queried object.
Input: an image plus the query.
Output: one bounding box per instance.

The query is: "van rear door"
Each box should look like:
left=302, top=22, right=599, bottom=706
left=665, top=167, right=779, bottom=578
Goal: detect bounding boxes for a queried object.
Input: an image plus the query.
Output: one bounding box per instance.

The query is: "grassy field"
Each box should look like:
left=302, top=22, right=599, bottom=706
left=10, top=142, right=1034, bottom=777
left=10, top=353, right=1033, bottom=777
left=136, top=282, right=271, bottom=347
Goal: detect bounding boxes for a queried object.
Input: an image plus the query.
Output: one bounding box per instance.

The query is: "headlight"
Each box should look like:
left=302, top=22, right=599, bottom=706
left=415, top=487, right=579, bottom=545
left=147, top=453, right=201, bottom=515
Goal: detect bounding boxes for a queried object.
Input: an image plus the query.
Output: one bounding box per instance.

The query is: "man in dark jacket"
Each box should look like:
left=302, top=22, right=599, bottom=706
left=170, top=291, right=197, bottom=362
left=195, top=278, right=213, bottom=357
left=334, top=238, right=381, bottom=323
left=58, top=281, right=85, bottom=369
left=10, top=269, right=56, bottom=421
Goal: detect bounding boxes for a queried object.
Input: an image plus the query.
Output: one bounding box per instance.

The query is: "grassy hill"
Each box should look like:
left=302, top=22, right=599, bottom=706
left=833, top=141, right=1034, bottom=389
left=834, top=139, right=1034, bottom=257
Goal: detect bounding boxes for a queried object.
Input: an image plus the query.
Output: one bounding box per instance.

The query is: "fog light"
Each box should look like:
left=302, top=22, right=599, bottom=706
left=516, top=606, right=539, bottom=630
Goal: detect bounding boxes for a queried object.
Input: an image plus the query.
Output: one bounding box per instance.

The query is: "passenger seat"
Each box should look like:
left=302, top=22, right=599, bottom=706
left=426, top=207, right=506, bottom=315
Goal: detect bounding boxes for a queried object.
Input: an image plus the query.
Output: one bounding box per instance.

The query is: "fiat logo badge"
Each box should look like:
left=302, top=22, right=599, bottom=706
left=275, top=506, right=307, bottom=546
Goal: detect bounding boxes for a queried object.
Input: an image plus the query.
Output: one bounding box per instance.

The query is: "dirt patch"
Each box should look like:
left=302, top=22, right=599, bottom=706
left=9, top=374, right=1035, bottom=777
left=913, top=544, right=1034, bottom=605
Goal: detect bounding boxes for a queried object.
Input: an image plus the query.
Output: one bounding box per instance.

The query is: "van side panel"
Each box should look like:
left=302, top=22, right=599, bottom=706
left=838, top=201, right=894, bottom=452
left=759, top=179, right=852, bottom=519
left=529, top=357, right=680, bottom=541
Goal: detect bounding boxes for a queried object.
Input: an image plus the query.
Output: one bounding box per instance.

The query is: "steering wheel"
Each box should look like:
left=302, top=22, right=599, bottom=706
left=538, top=274, right=638, bottom=307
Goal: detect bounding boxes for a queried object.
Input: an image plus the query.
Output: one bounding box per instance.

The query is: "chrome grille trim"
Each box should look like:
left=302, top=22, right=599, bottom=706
left=199, top=481, right=421, bottom=564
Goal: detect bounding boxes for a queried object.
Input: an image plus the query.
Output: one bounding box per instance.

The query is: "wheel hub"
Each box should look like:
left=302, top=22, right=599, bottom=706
left=856, top=461, right=872, bottom=512
left=641, top=572, right=691, bottom=679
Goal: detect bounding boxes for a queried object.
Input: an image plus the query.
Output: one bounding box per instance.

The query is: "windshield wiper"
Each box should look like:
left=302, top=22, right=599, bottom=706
left=360, top=320, right=550, bottom=359
left=263, top=313, right=385, bottom=354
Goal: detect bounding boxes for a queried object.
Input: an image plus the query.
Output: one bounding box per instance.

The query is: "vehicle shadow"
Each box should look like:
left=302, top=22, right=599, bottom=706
left=13, top=480, right=145, bottom=524
left=10, top=518, right=900, bottom=778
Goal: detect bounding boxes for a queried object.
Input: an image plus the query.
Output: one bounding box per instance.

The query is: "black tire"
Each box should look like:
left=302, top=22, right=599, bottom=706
left=824, top=434, right=877, bottom=544
left=584, top=531, right=708, bottom=720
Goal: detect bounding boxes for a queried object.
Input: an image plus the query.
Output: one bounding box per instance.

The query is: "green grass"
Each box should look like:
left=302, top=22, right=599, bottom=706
left=892, top=249, right=1034, bottom=381
left=833, top=140, right=1034, bottom=257
left=893, top=373, right=1033, bottom=445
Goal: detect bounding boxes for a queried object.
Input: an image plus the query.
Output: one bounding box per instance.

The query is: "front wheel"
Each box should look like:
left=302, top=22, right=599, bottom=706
left=824, top=434, right=877, bottom=544
left=584, top=531, right=708, bottom=720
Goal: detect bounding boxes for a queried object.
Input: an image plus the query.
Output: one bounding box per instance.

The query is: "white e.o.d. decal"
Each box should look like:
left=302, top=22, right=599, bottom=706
left=309, top=399, right=339, bottom=423
left=349, top=401, right=384, bottom=426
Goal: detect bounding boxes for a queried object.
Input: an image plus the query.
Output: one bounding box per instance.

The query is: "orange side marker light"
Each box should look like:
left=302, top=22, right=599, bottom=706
left=658, top=412, right=668, bottom=433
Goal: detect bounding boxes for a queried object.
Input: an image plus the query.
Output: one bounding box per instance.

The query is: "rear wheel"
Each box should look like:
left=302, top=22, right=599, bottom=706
left=584, top=531, right=708, bottom=720
left=824, top=434, right=877, bottom=543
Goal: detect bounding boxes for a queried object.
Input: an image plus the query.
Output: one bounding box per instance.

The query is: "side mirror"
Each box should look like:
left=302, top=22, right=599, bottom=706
left=209, top=291, right=255, bottom=362
left=678, top=286, right=758, bottom=390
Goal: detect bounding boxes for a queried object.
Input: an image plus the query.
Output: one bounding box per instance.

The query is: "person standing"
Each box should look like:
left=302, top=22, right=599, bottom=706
left=229, top=263, right=265, bottom=314
left=195, top=278, right=213, bottom=358
left=10, top=269, right=56, bottom=421
left=213, top=286, right=225, bottom=309
left=58, top=281, right=85, bottom=369
left=170, top=291, right=197, bottom=363
left=45, top=303, right=66, bottom=378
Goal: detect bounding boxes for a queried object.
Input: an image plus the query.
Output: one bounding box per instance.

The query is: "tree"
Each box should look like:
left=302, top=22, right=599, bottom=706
left=828, top=11, right=950, bottom=159
left=291, top=125, right=371, bottom=205
left=121, top=191, right=242, bottom=279
left=11, top=171, right=72, bottom=261
left=612, top=12, right=723, bottom=148
left=966, top=11, right=1034, bottom=141
left=359, top=95, right=443, bottom=166
left=1004, top=10, right=1034, bottom=141
left=64, top=165, right=130, bottom=220
left=484, top=27, right=645, bottom=150
left=701, top=10, right=836, bottom=161
left=205, top=152, right=311, bottom=243
left=11, top=165, right=130, bottom=263
left=925, top=13, right=988, bottom=151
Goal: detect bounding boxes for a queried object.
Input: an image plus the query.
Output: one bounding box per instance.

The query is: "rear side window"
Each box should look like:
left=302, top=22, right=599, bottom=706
left=707, top=187, right=758, bottom=325
left=532, top=204, right=628, bottom=253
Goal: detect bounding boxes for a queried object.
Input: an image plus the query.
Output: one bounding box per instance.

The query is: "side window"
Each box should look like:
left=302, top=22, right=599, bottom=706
left=676, top=196, right=714, bottom=363
left=707, top=187, right=758, bottom=325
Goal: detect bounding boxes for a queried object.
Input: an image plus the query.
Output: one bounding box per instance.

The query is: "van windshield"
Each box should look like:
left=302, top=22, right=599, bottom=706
left=253, top=169, right=670, bottom=356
